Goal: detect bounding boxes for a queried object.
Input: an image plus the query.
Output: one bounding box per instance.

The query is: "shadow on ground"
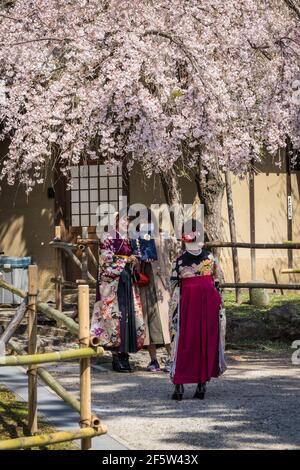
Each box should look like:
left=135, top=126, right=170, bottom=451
left=45, top=352, right=300, bottom=450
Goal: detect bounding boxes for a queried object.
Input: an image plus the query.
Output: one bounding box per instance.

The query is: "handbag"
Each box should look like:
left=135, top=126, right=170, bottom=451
left=133, top=270, right=150, bottom=286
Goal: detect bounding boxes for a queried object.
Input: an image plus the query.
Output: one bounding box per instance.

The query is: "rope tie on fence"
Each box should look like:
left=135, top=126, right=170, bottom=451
left=26, top=368, right=37, bottom=377
left=79, top=336, right=90, bottom=347
left=79, top=417, right=91, bottom=428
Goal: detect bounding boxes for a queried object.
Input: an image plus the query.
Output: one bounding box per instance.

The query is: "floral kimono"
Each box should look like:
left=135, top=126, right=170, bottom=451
left=90, top=234, right=145, bottom=352
left=169, top=249, right=227, bottom=384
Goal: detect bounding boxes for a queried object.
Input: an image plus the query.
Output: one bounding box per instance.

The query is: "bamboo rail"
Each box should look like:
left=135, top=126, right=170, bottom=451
left=37, top=302, right=79, bottom=335
left=7, top=339, right=101, bottom=427
left=8, top=339, right=81, bottom=413
left=0, top=278, right=26, bottom=299
left=0, top=346, right=103, bottom=366
left=50, top=239, right=96, bottom=284
left=0, top=426, right=107, bottom=451
left=0, top=278, right=80, bottom=335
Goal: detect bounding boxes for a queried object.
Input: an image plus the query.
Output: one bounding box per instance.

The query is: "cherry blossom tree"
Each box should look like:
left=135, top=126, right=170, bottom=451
left=0, top=0, right=299, bottom=239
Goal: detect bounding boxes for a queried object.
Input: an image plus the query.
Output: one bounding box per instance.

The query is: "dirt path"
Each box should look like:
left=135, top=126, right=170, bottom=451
left=45, top=350, right=300, bottom=450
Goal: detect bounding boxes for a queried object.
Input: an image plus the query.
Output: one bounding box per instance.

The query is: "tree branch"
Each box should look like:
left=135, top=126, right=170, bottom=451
left=0, top=37, right=74, bottom=47
left=283, top=0, right=300, bottom=19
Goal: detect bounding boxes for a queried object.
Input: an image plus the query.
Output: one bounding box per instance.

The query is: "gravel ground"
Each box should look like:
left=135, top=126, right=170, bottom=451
left=45, top=349, right=300, bottom=450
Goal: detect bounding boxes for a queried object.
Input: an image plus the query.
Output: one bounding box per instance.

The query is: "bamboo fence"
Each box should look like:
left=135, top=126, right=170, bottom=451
left=0, top=267, right=106, bottom=450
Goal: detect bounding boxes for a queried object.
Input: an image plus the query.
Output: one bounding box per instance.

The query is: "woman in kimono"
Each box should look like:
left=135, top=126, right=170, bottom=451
left=90, top=215, right=145, bottom=372
left=131, top=215, right=173, bottom=372
left=169, top=226, right=226, bottom=400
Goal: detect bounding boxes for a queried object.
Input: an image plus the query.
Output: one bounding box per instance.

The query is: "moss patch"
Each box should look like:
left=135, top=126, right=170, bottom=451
left=224, top=291, right=300, bottom=318
left=224, top=291, right=300, bottom=350
left=0, top=385, right=78, bottom=450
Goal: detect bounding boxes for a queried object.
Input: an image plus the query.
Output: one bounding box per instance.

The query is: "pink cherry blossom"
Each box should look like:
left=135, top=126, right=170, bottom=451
left=0, top=0, right=299, bottom=192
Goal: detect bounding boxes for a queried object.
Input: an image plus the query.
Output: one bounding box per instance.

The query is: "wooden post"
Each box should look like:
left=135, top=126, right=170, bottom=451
left=78, top=284, right=92, bottom=450
left=272, top=267, right=284, bottom=295
left=286, top=143, right=293, bottom=269
left=27, top=265, right=38, bottom=435
left=55, top=225, right=63, bottom=311
left=225, top=171, right=241, bottom=304
left=81, top=227, right=89, bottom=282
left=249, top=162, right=256, bottom=282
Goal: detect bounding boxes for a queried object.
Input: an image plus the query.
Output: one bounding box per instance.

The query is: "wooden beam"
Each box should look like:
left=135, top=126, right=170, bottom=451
left=281, top=269, right=300, bottom=274
left=81, top=227, right=89, bottom=282
left=28, top=265, right=38, bottom=435
left=249, top=161, right=256, bottom=280
left=225, top=171, right=241, bottom=303
left=54, top=226, right=63, bottom=311
left=286, top=142, right=293, bottom=268
left=220, top=282, right=300, bottom=289
left=204, top=242, right=300, bottom=249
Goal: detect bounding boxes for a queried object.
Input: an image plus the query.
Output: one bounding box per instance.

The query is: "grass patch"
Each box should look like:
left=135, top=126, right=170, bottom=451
left=226, top=339, right=292, bottom=353
left=0, top=385, right=78, bottom=450
left=224, top=291, right=300, bottom=319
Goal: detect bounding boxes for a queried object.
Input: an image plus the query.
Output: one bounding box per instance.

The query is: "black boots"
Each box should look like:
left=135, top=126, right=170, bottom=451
left=194, top=382, right=206, bottom=399
left=172, top=383, right=207, bottom=400
left=172, top=384, right=184, bottom=401
left=122, top=353, right=134, bottom=372
left=112, top=353, right=134, bottom=373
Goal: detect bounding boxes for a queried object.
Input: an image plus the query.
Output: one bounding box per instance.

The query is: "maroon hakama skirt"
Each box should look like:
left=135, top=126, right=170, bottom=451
left=173, top=275, right=221, bottom=385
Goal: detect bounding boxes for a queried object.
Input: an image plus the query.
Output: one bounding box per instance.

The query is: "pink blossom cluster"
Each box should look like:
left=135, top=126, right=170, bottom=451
left=0, top=0, right=299, bottom=191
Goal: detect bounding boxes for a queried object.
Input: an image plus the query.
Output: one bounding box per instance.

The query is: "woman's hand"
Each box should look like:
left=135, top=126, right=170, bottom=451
left=127, top=255, right=138, bottom=265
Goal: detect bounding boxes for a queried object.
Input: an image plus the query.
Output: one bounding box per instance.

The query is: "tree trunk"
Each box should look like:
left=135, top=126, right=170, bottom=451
left=195, top=166, right=225, bottom=243
left=161, top=167, right=184, bottom=240
left=195, top=162, right=225, bottom=281
left=161, top=167, right=183, bottom=207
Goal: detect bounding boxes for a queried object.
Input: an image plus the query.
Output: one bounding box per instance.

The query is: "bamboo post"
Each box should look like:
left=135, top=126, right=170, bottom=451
left=78, top=284, right=92, bottom=450
left=27, top=265, right=38, bottom=435
left=55, top=226, right=63, bottom=311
